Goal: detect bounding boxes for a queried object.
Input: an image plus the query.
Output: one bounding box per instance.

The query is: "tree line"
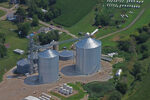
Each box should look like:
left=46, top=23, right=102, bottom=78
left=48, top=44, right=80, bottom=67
left=0, top=33, right=7, bottom=58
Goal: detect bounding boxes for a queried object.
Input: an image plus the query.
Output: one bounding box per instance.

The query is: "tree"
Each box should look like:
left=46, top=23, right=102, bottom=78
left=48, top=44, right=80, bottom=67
left=0, top=33, right=5, bottom=44
left=142, top=51, right=149, bottom=59
left=142, top=25, right=149, bottom=32
left=140, top=44, right=148, bottom=53
left=118, top=41, right=130, bottom=52
left=48, top=0, right=56, bottom=5
left=18, top=22, right=31, bottom=38
left=131, top=62, right=145, bottom=80
left=109, top=91, right=122, bottom=100
left=15, top=7, right=26, bottom=23
left=116, top=82, right=128, bottom=94
left=45, top=11, right=54, bottom=21
left=19, top=0, right=27, bottom=4
left=32, top=15, right=39, bottom=26
left=38, top=30, right=59, bottom=45
left=0, top=33, right=7, bottom=58
left=95, top=14, right=110, bottom=26
left=0, top=44, right=7, bottom=58
left=40, top=0, right=48, bottom=9
left=0, top=0, right=8, bottom=3
left=51, top=8, right=61, bottom=18
left=135, top=33, right=149, bottom=44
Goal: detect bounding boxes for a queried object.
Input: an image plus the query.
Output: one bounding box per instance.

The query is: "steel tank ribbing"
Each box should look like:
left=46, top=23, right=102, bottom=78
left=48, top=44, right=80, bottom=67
left=38, top=49, right=59, bottom=84
left=76, top=37, right=101, bottom=75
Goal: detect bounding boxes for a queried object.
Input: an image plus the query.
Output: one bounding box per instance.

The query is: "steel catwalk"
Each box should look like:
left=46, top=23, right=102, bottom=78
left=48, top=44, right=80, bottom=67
left=38, top=49, right=59, bottom=84
left=76, top=37, right=101, bottom=75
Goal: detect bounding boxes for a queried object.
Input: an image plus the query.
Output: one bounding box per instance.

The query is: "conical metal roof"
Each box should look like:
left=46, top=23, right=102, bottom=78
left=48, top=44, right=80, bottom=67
left=17, top=58, right=30, bottom=66
left=38, top=49, right=58, bottom=58
left=59, top=50, right=74, bottom=57
left=76, top=37, right=101, bottom=49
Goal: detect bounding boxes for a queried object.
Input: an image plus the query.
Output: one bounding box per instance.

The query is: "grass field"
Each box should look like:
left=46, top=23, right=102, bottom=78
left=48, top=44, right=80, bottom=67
left=0, top=10, right=5, bottom=17
left=0, top=21, right=28, bottom=81
left=50, top=82, right=86, bottom=100
left=59, top=33, right=74, bottom=50
left=53, top=0, right=98, bottom=27
left=0, top=21, right=43, bottom=82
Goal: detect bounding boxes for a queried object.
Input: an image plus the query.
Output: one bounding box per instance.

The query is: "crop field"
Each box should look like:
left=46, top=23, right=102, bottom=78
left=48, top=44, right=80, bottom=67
left=53, top=0, right=98, bottom=27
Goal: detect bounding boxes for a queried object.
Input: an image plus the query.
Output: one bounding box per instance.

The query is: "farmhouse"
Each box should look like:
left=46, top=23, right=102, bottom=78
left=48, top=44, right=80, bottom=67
left=37, top=27, right=53, bottom=34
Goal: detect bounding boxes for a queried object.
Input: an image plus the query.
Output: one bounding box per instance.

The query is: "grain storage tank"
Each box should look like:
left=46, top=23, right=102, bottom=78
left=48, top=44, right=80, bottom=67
left=38, top=49, right=59, bottom=84
left=16, top=58, right=30, bottom=74
left=76, top=37, right=101, bottom=75
left=59, top=50, right=74, bottom=61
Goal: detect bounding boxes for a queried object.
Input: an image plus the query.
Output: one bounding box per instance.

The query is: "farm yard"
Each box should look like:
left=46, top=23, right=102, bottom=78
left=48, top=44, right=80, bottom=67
left=0, top=0, right=150, bottom=100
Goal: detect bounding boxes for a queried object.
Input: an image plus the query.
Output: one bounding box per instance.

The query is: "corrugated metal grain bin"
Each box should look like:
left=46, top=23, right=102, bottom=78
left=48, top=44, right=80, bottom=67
left=76, top=37, right=101, bottom=75
left=38, top=49, right=59, bottom=84
left=59, top=50, right=74, bottom=61
left=16, top=58, right=30, bottom=74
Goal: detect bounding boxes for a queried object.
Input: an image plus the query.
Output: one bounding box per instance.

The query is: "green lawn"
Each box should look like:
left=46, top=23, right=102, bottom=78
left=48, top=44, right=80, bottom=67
left=0, top=21, right=43, bottom=82
left=59, top=33, right=74, bottom=50
left=50, top=82, right=86, bottom=100
left=0, top=10, right=5, bottom=17
left=0, top=21, right=28, bottom=81
left=53, top=0, right=98, bottom=27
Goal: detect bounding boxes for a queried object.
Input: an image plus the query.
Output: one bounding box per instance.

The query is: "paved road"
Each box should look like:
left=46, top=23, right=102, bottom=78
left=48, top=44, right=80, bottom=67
left=98, top=8, right=145, bottom=40
left=39, top=20, right=78, bottom=38
left=0, top=4, right=18, bottom=20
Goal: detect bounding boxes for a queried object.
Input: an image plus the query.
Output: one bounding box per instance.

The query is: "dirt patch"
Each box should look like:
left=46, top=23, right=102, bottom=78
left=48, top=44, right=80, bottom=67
left=112, top=57, right=124, bottom=65
left=112, top=35, right=120, bottom=41
left=0, top=60, right=112, bottom=100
